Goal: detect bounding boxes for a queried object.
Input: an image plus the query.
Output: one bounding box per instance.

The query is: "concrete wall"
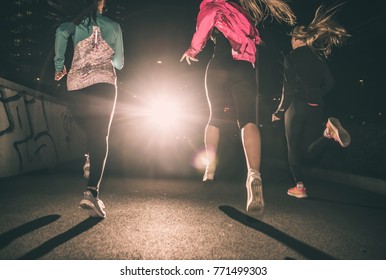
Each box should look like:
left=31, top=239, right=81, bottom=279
left=0, top=77, right=85, bottom=178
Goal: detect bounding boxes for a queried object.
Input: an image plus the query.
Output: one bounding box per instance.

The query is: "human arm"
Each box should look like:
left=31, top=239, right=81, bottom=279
left=112, top=23, right=124, bottom=70
left=54, top=65, right=67, bottom=81
left=54, top=22, right=75, bottom=80
left=180, top=6, right=217, bottom=65
left=272, top=56, right=295, bottom=120
left=179, top=53, right=199, bottom=65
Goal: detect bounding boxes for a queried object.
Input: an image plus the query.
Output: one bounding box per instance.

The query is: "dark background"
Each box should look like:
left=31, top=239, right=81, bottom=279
left=1, top=0, right=385, bottom=180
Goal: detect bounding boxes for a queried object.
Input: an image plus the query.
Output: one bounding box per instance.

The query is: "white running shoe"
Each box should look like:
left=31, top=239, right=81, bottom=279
left=79, top=191, right=106, bottom=218
left=246, top=169, right=264, bottom=215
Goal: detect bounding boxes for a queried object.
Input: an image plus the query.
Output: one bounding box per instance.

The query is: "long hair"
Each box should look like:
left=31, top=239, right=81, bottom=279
left=291, top=3, right=350, bottom=58
left=47, top=0, right=102, bottom=26
left=239, top=0, right=296, bottom=26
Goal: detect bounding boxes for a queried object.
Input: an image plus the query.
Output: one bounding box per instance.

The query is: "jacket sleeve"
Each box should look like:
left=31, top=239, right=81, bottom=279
left=273, top=56, right=296, bottom=119
left=185, top=7, right=217, bottom=58
left=54, top=22, right=76, bottom=72
left=321, top=61, right=335, bottom=95
left=112, top=23, right=124, bottom=70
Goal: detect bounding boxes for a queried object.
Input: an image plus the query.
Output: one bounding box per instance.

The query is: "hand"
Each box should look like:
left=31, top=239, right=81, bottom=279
left=180, top=53, right=198, bottom=65
left=54, top=66, right=67, bottom=81
left=272, top=114, right=281, bottom=122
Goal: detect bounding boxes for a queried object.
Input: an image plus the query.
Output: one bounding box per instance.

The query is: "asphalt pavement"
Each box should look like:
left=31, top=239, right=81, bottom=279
left=1, top=162, right=386, bottom=260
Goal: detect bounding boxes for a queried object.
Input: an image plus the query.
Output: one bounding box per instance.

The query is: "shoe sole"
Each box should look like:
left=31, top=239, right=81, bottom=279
left=287, top=191, right=308, bottom=199
left=246, top=178, right=264, bottom=214
left=328, top=118, right=351, bottom=147
left=79, top=199, right=106, bottom=218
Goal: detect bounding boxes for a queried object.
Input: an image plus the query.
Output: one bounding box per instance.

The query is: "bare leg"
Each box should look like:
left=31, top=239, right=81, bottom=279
left=241, top=123, right=261, bottom=171
left=203, top=124, right=220, bottom=181
left=241, top=122, right=264, bottom=213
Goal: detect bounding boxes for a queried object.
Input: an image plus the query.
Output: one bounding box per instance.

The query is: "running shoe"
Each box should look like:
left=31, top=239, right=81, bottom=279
left=324, top=117, right=351, bottom=148
left=287, top=186, right=308, bottom=198
left=79, top=190, right=106, bottom=218
left=246, top=169, right=264, bottom=214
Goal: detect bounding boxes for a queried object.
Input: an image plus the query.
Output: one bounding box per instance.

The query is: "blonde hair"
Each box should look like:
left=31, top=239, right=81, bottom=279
left=292, top=3, right=351, bottom=58
left=239, top=0, right=296, bottom=26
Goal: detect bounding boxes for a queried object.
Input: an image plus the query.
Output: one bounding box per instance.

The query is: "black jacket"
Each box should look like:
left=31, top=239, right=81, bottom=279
left=274, top=46, right=335, bottom=118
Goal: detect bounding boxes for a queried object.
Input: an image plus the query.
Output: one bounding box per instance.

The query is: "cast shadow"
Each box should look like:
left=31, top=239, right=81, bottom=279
left=0, top=214, right=61, bottom=250
left=18, top=217, right=103, bottom=260
left=219, top=205, right=336, bottom=260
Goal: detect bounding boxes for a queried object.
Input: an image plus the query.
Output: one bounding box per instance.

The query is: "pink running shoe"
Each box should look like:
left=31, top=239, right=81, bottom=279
left=287, top=186, right=308, bottom=198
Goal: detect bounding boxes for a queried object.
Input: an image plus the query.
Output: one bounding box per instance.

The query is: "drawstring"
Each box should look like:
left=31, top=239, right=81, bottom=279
left=94, top=29, right=98, bottom=45
left=93, top=28, right=99, bottom=48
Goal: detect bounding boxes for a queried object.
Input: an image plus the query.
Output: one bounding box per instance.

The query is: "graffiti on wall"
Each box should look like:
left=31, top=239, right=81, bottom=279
left=0, top=87, right=75, bottom=175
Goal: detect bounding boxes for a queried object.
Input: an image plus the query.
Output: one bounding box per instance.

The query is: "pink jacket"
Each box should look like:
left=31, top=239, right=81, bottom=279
left=185, top=0, right=261, bottom=66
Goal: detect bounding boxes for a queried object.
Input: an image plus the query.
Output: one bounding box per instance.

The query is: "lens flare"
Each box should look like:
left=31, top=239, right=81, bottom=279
left=191, top=148, right=207, bottom=173
left=145, top=95, right=184, bottom=133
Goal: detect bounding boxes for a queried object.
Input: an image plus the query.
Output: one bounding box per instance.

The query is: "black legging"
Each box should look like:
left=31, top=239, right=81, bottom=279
left=284, top=98, right=328, bottom=183
left=205, top=56, right=257, bottom=129
left=69, top=83, right=117, bottom=189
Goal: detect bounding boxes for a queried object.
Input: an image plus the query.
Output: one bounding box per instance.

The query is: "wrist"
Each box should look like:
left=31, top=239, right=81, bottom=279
left=274, top=109, right=285, bottom=119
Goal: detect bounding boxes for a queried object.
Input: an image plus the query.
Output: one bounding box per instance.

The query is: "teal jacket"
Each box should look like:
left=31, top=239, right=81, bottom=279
left=54, top=13, right=124, bottom=72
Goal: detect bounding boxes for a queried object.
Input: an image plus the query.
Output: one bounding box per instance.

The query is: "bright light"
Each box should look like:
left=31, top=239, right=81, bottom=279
left=192, top=148, right=207, bottom=172
left=109, top=79, right=212, bottom=178
left=116, top=84, right=205, bottom=154
left=143, top=94, right=186, bottom=134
